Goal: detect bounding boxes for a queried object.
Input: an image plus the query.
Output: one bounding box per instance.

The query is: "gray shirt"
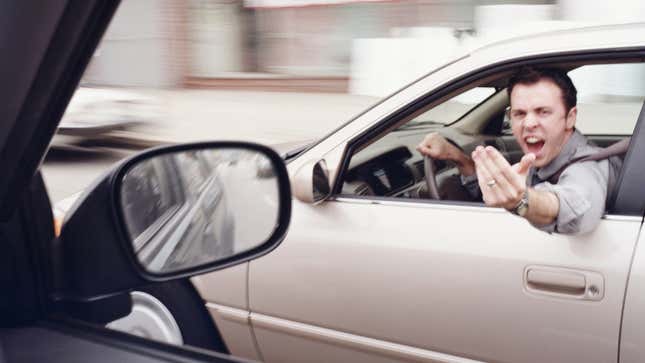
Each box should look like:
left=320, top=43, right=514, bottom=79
left=463, top=130, right=615, bottom=234
left=530, top=130, right=614, bottom=234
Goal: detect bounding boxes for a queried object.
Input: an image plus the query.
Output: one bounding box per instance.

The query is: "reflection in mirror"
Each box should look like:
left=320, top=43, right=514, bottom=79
left=119, top=148, right=280, bottom=274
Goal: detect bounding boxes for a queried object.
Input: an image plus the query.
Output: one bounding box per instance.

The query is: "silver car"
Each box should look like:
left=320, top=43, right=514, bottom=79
left=194, top=23, right=645, bottom=363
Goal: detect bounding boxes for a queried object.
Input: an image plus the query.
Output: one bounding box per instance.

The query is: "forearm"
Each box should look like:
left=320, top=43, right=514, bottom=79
left=451, top=149, right=475, bottom=176
left=524, top=188, right=559, bottom=226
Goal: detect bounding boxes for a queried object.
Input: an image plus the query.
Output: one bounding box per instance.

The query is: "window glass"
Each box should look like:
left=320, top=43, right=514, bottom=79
left=400, top=87, right=496, bottom=128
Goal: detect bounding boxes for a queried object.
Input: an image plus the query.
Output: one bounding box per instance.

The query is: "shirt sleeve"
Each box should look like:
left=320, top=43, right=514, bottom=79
left=532, top=160, right=609, bottom=234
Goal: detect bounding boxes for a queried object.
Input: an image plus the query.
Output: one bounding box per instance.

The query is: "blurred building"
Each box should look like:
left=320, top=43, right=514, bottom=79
left=82, top=0, right=644, bottom=95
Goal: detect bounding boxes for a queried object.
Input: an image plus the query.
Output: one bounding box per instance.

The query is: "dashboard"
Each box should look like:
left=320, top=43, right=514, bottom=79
left=344, top=146, right=417, bottom=197
left=340, top=127, right=503, bottom=199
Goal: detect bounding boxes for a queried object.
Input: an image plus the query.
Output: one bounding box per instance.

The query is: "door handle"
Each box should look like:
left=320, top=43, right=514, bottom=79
left=527, top=269, right=586, bottom=293
left=524, top=266, right=604, bottom=301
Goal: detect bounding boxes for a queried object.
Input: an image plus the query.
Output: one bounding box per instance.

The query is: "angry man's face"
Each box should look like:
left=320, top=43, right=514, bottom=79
left=509, top=79, right=577, bottom=168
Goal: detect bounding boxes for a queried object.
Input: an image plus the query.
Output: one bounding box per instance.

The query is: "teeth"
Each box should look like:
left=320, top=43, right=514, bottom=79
left=526, top=137, right=540, bottom=144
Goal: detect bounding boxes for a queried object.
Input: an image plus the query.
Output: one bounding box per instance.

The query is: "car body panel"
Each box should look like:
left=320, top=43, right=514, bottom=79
left=250, top=311, right=486, bottom=363
left=248, top=197, right=641, bottom=362
left=618, top=226, right=645, bottom=363
left=205, top=303, right=262, bottom=362
left=192, top=264, right=249, bottom=310
left=192, top=263, right=258, bottom=358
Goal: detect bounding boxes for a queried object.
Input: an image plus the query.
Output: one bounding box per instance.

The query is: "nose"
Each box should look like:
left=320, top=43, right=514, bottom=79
left=523, top=112, right=539, bottom=129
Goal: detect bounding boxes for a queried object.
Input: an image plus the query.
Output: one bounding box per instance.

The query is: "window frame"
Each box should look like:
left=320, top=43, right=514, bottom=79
left=331, top=49, right=645, bottom=217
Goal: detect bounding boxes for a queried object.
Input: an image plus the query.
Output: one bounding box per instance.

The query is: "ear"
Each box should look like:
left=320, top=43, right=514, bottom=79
left=565, top=106, right=577, bottom=130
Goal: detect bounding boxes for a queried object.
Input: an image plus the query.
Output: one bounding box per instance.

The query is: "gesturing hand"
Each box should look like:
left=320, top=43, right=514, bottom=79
left=472, top=146, right=535, bottom=210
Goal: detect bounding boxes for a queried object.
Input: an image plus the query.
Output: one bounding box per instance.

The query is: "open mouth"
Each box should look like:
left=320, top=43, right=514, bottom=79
left=525, top=136, right=545, bottom=155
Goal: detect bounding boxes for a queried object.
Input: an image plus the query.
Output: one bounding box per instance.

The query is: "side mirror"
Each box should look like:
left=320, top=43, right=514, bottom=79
left=55, top=142, right=291, bottom=301
left=293, top=159, right=331, bottom=204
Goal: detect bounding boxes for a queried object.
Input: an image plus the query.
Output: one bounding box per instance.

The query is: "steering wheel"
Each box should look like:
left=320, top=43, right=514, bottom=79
left=423, top=155, right=440, bottom=199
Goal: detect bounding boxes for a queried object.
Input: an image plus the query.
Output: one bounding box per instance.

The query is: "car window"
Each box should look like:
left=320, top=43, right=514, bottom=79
left=340, top=61, right=644, bottom=208
left=397, top=87, right=496, bottom=129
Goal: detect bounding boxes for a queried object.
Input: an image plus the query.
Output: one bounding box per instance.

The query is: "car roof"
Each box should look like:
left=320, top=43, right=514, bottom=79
left=469, top=22, right=645, bottom=64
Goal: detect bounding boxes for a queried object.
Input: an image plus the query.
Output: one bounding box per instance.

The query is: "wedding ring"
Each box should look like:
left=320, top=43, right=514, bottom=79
left=487, top=179, right=497, bottom=187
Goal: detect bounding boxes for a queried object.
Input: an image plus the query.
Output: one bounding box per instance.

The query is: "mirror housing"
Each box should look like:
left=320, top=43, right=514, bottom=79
left=54, top=141, right=291, bottom=302
left=293, top=159, right=331, bottom=204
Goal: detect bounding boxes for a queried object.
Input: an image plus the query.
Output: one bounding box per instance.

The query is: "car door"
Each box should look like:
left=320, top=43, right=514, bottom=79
left=246, top=58, right=645, bottom=363
left=0, top=1, right=279, bottom=362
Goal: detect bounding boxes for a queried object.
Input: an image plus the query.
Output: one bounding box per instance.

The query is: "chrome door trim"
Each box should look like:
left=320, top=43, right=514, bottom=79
left=333, top=196, right=503, bottom=213
left=333, top=197, right=643, bottom=222
left=250, top=312, right=484, bottom=363
left=604, top=215, right=643, bottom=222
left=205, top=302, right=249, bottom=325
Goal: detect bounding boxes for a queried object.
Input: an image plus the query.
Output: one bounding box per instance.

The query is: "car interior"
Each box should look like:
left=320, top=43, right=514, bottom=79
left=340, top=61, right=645, bottom=207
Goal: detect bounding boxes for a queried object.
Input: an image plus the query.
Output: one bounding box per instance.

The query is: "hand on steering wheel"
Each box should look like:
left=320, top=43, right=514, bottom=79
left=417, top=132, right=472, bottom=200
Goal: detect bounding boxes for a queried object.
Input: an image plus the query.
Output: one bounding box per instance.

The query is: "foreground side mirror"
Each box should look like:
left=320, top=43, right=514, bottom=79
left=293, top=159, right=331, bottom=204
left=55, top=141, right=291, bottom=301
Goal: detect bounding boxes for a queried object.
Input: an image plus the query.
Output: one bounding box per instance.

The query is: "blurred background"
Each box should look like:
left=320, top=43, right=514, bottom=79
left=45, top=0, right=645, bottom=202
left=81, top=0, right=645, bottom=94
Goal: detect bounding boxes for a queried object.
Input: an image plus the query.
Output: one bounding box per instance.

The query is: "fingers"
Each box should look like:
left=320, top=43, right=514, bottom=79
left=416, top=133, right=435, bottom=156
left=473, top=150, right=506, bottom=205
left=416, top=144, right=435, bottom=157
left=416, top=132, right=447, bottom=159
left=512, top=153, right=535, bottom=176
left=475, top=148, right=512, bottom=193
left=483, top=146, right=527, bottom=190
left=416, top=145, right=430, bottom=156
left=472, top=146, right=527, bottom=209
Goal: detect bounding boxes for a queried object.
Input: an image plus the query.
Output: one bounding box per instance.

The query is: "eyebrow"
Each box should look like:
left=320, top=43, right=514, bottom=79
left=512, top=105, right=552, bottom=111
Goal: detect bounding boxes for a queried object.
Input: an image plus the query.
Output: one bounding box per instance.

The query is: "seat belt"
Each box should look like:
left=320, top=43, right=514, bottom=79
left=547, top=137, right=631, bottom=184
left=547, top=137, right=630, bottom=209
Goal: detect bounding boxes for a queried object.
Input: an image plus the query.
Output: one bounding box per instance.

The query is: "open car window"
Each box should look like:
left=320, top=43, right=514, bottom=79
left=340, top=60, right=645, bottom=213
left=569, top=63, right=645, bottom=136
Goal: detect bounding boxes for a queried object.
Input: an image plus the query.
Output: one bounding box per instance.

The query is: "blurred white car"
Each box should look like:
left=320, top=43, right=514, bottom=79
left=52, top=87, right=160, bottom=148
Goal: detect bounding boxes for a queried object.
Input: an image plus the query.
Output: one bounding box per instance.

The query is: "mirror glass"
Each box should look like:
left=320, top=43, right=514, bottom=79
left=119, top=147, right=280, bottom=274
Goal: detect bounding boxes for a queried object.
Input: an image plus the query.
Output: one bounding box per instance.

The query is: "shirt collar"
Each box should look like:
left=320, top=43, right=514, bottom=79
left=535, top=129, right=588, bottom=181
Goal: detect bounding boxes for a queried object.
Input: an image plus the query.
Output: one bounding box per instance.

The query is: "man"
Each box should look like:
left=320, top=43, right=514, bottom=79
left=417, top=67, right=614, bottom=234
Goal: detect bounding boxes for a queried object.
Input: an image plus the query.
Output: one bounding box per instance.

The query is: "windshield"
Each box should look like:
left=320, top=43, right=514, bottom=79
left=396, top=86, right=496, bottom=130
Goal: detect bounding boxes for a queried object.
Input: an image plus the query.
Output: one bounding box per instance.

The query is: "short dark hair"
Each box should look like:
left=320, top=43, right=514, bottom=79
left=507, top=66, right=577, bottom=111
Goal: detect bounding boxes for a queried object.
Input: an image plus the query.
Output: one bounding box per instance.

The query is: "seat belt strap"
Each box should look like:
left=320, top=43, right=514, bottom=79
left=547, top=137, right=630, bottom=184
